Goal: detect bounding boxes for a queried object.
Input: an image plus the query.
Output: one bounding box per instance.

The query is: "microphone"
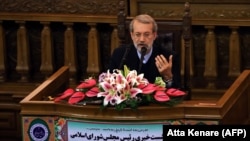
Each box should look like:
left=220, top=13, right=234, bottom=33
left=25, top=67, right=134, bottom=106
left=119, top=45, right=131, bottom=69
left=138, top=46, right=147, bottom=73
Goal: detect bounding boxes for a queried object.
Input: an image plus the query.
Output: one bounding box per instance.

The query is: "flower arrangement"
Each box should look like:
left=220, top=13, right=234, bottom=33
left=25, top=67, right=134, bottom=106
left=54, top=65, right=186, bottom=110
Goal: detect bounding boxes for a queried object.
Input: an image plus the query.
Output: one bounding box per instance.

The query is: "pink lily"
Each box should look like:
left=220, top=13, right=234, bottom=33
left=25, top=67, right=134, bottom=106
left=129, top=87, right=143, bottom=98
left=126, top=71, right=147, bottom=86
left=105, top=94, right=123, bottom=106
left=120, top=83, right=142, bottom=98
left=97, top=82, right=119, bottom=106
left=114, top=73, right=127, bottom=91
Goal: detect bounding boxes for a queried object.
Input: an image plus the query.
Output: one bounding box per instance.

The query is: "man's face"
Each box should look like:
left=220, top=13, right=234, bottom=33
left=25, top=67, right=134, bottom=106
left=130, top=20, right=157, bottom=53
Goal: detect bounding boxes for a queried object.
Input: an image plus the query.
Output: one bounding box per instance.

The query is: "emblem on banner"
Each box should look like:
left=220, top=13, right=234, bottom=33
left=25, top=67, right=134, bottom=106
left=28, top=118, right=50, bottom=141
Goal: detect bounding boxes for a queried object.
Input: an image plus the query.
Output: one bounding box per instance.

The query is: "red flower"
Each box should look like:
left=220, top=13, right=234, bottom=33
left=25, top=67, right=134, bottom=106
left=138, top=83, right=157, bottom=94
left=154, top=90, right=170, bottom=102
left=54, top=88, right=75, bottom=102
left=85, top=87, right=99, bottom=97
left=166, top=88, right=186, bottom=97
left=155, top=85, right=166, bottom=91
left=52, top=65, right=186, bottom=110
left=68, top=91, right=85, bottom=104
left=76, top=78, right=97, bottom=90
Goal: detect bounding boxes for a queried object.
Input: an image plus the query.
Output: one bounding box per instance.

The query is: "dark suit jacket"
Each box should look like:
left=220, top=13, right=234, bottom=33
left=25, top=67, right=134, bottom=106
left=108, top=44, right=181, bottom=88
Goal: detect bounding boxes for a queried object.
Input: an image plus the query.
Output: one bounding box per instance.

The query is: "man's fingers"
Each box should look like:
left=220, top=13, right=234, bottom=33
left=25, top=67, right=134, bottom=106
left=160, top=55, right=167, bottom=63
left=169, top=55, right=173, bottom=65
left=155, top=55, right=173, bottom=69
left=156, top=55, right=166, bottom=63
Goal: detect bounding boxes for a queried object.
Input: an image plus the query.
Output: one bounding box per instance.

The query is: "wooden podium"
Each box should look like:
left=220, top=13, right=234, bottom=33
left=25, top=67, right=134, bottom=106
left=20, top=66, right=250, bottom=141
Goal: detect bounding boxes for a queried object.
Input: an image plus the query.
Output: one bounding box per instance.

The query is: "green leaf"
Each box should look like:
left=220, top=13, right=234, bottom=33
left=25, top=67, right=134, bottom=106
left=123, top=65, right=130, bottom=77
left=154, top=77, right=166, bottom=87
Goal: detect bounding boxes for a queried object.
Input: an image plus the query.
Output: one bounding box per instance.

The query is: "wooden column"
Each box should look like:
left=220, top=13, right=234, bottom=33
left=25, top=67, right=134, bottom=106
left=117, top=0, right=126, bottom=45
left=40, top=22, right=54, bottom=78
left=181, top=39, right=194, bottom=77
left=64, top=22, right=77, bottom=82
left=182, top=2, right=192, bottom=100
left=204, top=26, right=217, bottom=88
left=87, top=23, right=100, bottom=76
left=0, top=21, right=6, bottom=82
left=110, top=24, right=119, bottom=54
left=16, top=21, right=29, bottom=82
left=228, top=26, right=241, bottom=77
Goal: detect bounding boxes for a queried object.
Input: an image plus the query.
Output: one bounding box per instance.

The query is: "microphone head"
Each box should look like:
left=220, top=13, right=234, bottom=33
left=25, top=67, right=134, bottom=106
left=141, top=46, right=147, bottom=55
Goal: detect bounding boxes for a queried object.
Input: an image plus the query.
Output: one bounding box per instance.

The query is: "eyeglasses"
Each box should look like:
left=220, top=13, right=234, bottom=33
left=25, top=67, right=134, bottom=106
left=133, top=32, right=153, bottom=39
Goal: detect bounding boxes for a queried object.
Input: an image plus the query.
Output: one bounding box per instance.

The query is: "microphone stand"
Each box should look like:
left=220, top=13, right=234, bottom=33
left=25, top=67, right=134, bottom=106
left=119, top=45, right=131, bottom=70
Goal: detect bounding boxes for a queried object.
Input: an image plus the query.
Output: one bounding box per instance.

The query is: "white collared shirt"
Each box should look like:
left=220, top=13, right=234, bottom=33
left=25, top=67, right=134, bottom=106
left=137, top=48, right=153, bottom=64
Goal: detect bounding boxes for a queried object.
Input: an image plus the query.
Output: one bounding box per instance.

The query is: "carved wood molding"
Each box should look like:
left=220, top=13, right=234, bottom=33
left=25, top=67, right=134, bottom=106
left=130, top=0, right=250, bottom=26
left=133, top=3, right=250, bottom=19
left=191, top=4, right=250, bottom=19
left=0, top=0, right=120, bottom=16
